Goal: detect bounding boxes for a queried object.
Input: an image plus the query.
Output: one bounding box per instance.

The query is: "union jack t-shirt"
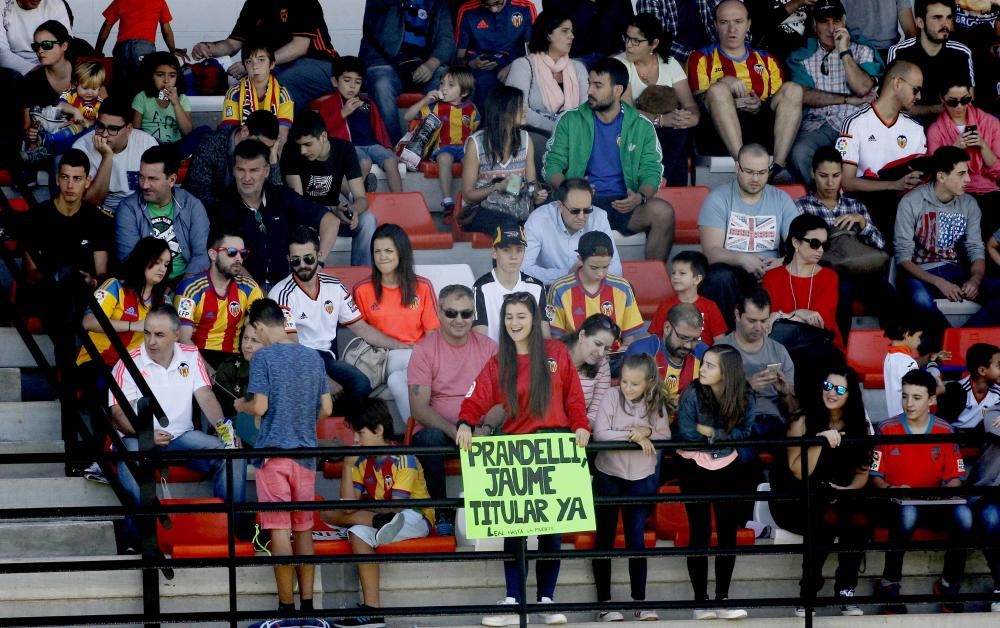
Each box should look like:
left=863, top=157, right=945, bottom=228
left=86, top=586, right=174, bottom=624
left=698, top=180, right=800, bottom=257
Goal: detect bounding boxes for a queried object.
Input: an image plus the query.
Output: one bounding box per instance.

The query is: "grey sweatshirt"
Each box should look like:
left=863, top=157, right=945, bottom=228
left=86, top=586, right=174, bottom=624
left=894, top=182, right=984, bottom=267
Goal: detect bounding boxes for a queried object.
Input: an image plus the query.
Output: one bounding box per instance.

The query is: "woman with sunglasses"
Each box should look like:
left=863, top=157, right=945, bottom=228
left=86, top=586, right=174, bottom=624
left=559, top=313, right=620, bottom=425
left=768, top=364, right=873, bottom=617
left=928, top=78, right=1000, bottom=238
left=352, top=224, right=440, bottom=423
left=456, top=292, right=589, bottom=627
left=762, top=213, right=843, bottom=349
left=20, top=20, right=73, bottom=160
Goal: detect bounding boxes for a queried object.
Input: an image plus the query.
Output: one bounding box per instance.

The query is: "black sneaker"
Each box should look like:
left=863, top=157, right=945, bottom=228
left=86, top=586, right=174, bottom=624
left=364, top=173, right=378, bottom=192
left=933, top=577, right=963, bottom=613
left=332, top=604, right=385, bottom=628
left=876, top=581, right=907, bottom=615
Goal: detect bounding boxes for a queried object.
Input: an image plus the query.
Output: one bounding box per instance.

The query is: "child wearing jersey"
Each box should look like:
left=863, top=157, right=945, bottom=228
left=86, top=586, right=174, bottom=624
left=24, top=61, right=106, bottom=162
left=883, top=318, right=949, bottom=419
left=221, top=41, right=293, bottom=156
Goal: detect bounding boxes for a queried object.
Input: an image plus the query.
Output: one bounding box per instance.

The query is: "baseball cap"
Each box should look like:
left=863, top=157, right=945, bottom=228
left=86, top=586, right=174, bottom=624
left=577, top=231, right=614, bottom=259
left=493, top=225, right=527, bottom=248
left=813, top=0, right=845, bottom=19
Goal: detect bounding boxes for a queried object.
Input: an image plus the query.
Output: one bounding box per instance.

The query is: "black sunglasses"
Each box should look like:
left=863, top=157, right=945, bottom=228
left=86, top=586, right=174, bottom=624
left=212, top=246, right=249, bottom=258
left=944, top=96, right=973, bottom=107
left=802, top=238, right=827, bottom=250
left=290, top=254, right=317, bottom=268
left=567, top=207, right=595, bottom=216
left=31, top=40, right=60, bottom=52
left=823, top=380, right=848, bottom=396
left=443, top=308, right=474, bottom=320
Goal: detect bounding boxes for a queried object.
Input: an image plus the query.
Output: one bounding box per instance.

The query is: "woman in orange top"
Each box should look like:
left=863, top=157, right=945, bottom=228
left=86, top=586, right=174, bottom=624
left=351, top=224, right=440, bottom=421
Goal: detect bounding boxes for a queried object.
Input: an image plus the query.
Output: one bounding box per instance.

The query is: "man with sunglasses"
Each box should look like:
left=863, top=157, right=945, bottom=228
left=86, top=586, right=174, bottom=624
left=73, top=96, right=158, bottom=214
left=626, top=302, right=707, bottom=400
left=269, top=226, right=405, bottom=410
left=174, top=228, right=263, bottom=370
left=784, top=0, right=882, bottom=186
left=522, top=177, right=621, bottom=286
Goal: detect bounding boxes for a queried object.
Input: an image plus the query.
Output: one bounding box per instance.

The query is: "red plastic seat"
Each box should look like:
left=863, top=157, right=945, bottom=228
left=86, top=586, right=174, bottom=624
left=397, top=93, right=424, bottom=108
left=367, top=192, right=454, bottom=249
left=418, top=160, right=462, bottom=179
left=403, top=417, right=462, bottom=475
left=176, top=159, right=190, bottom=185
left=775, top=184, right=808, bottom=200
left=846, top=329, right=889, bottom=389
left=317, top=416, right=353, bottom=479
left=311, top=493, right=457, bottom=554
left=573, top=531, right=657, bottom=550
left=77, top=56, right=114, bottom=90
left=941, top=328, right=1000, bottom=369
left=451, top=193, right=493, bottom=249
left=154, top=466, right=205, bottom=483
left=621, top=260, right=674, bottom=320
left=321, top=266, right=371, bottom=293
left=654, top=186, right=710, bottom=245
left=156, top=497, right=254, bottom=558
left=872, top=527, right=949, bottom=543
left=0, top=169, right=12, bottom=186
left=654, top=485, right=754, bottom=546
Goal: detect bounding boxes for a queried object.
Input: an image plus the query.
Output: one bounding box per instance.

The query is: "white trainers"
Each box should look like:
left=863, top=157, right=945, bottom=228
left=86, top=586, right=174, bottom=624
left=991, top=590, right=1000, bottom=612
left=692, top=609, right=717, bottom=620
left=635, top=609, right=659, bottom=621
left=538, top=597, right=566, bottom=625
left=373, top=512, right=405, bottom=546
left=597, top=610, right=624, bottom=622
left=838, top=588, right=863, bottom=616
left=482, top=598, right=524, bottom=627
left=716, top=607, right=748, bottom=620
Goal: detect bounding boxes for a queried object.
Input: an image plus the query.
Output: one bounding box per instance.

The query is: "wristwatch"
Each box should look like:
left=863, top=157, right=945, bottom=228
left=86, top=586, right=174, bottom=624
left=639, top=192, right=648, bottom=205
left=839, top=49, right=853, bottom=59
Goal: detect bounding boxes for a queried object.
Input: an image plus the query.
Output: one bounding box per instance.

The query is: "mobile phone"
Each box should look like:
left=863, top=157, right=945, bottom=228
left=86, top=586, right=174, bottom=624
left=966, top=124, right=978, bottom=134
left=505, top=174, right=523, bottom=195
left=764, top=363, right=782, bottom=376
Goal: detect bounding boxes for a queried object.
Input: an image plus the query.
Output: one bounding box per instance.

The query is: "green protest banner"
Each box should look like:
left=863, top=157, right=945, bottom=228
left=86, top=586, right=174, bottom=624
left=461, top=433, right=596, bottom=539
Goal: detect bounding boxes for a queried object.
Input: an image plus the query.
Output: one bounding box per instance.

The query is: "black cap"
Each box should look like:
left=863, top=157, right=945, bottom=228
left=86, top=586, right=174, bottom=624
left=493, top=225, right=527, bottom=248
left=813, top=0, right=845, bottom=19
left=577, top=231, right=614, bottom=259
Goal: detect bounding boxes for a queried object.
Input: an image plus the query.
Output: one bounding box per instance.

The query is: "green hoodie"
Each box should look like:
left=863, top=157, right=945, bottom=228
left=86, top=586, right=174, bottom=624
left=542, top=102, right=664, bottom=194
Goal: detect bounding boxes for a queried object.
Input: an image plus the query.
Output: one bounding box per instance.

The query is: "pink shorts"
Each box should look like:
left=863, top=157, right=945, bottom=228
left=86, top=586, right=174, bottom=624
left=255, top=458, right=316, bottom=532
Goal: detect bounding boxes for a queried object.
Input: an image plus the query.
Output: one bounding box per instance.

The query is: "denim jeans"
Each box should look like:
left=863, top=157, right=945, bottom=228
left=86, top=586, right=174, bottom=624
left=112, top=39, right=156, bottom=94
left=976, top=499, right=1000, bottom=586
left=899, top=263, right=1000, bottom=348
left=592, top=470, right=659, bottom=601
left=317, top=349, right=372, bottom=406
left=504, top=533, right=562, bottom=601
left=274, top=57, right=335, bottom=110
left=790, top=123, right=839, bottom=186
left=882, top=501, right=974, bottom=584
left=365, top=63, right=447, bottom=143
left=412, top=426, right=453, bottom=500
left=339, top=209, right=377, bottom=268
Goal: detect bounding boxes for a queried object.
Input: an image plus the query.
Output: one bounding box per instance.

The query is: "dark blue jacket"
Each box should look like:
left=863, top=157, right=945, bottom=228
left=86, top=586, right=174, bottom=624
left=359, top=0, right=456, bottom=67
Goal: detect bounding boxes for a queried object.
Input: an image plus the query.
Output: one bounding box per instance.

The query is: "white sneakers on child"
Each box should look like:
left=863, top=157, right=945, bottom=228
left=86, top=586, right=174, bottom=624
left=538, top=597, right=566, bottom=624
left=481, top=598, right=522, bottom=627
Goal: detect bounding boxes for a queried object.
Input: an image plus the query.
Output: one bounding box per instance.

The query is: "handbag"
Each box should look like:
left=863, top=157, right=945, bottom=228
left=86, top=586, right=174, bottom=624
left=459, top=179, right=534, bottom=225
left=823, top=228, right=890, bottom=274
left=341, top=336, right=388, bottom=390
left=769, top=318, right=834, bottom=353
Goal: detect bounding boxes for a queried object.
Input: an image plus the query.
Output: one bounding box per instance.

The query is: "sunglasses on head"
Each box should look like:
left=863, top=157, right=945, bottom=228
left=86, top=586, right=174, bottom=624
left=443, top=308, right=474, bottom=320
left=503, top=291, right=534, bottom=303
left=31, top=40, right=60, bottom=52
left=212, top=246, right=249, bottom=258
left=567, top=207, right=594, bottom=216
left=289, top=254, right=317, bottom=268
left=822, top=380, right=848, bottom=396
left=945, top=96, right=973, bottom=107
left=802, top=238, right=827, bottom=250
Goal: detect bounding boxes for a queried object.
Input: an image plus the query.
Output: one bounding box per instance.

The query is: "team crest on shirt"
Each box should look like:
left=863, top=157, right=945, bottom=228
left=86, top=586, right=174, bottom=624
left=547, top=358, right=558, bottom=373
left=228, top=301, right=241, bottom=317
left=753, top=63, right=764, bottom=75
left=600, top=301, right=614, bottom=317
left=409, top=296, right=420, bottom=310
left=931, top=446, right=941, bottom=461
left=544, top=304, right=555, bottom=321
left=512, top=12, right=524, bottom=27
left=178, top=362, right=190, bottom=378
left=897, top=135, right=908, bottom=148
left=384, top=474, right=394, bottom=489
left=94, top=289, right=109, bottom=304
left=323, top=300, right=335, bottom=314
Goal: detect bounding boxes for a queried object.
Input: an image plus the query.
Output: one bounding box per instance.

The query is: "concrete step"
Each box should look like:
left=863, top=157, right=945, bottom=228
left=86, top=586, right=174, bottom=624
left=0, top=368, right=21, bottom=402
left=0, top=439, right=64, bottom=478
left=0, top=476, right=117, bottom=509
left=0, top=328, right=53, bottom=368
left=0, top=519, right=116, bottom=558
left=0, top=400, right=61, bottom=441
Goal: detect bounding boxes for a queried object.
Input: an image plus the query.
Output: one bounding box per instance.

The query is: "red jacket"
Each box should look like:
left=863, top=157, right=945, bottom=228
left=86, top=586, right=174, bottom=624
left=311, top=93, right=393, bottom=149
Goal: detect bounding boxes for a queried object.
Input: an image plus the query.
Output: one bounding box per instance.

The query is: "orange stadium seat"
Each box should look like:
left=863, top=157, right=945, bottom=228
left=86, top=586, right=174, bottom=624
left=451, top=193, right=493, bottom=248
left=846, top=329, right=889, bottom=388
left=367, top=192, right=454, bottom=249
left=941, top=327, right=1000, bottom=369
left=154, top=466, right=205, bottom=483
left=573, top=530, right=658, bottom=550
left=622, top=260, right=674, bottom=320
left=397, top=93, right=424, bottom=108
left=156, top=497, right=254, bottom=558
left=317, top=416, right=353, bottom=479
left=321, top=266, right=371, bottom=293
left=403, top=418, right=462, bottom=475
left=654, top=186, right=710, bottom=244
left=775, top=184, right=807, bottom=200
left=418, top=160, right=462, bottom=179
left=654, top=485, right=754, bottom=547
left=312, top=494, right=456, bottom=555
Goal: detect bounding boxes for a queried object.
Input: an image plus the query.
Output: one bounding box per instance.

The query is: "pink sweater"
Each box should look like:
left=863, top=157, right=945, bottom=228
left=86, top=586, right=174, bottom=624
left=592, top=390, right=671, bottom=481
left=927, top=105, right=1000, bottom=195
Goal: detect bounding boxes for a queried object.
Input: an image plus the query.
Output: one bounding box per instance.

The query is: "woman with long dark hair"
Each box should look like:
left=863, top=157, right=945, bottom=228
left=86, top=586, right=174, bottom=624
left=351, top=224, right=438, bottom=422
left=20, top=20, right=73, bottom=161
left=559, top=313, right=619, bottom=424
left=459, top=85, right=548, bottom=236
left=456, top=292, right=589, bottom=627
left=769, top=363, right=872, bottom=617
left=675, top=344, right=755, bottom=620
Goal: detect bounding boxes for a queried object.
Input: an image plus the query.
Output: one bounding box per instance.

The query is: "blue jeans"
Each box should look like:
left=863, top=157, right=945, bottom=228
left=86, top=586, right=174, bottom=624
left=343, top=209, right=377, bottom=267
left=274, top=57, right=334, bottom=110
left=504, top=533, right=562, bottom=601
left=592, top=470, right=658, bottom=601
left=790, top=123, right=839, bottom=186
left=412, top=426, right=453, bottom=500
left=882, top=501, right=973, bottom=584
left=112, top=39, right=156, bottom=93
left=317, top=349, right=372, bottom=405
left=365, top=63, right=447, bottom=143
left=976, top=499, right=1000, bottom=586
left=899, top=263, right=1000, bottom=347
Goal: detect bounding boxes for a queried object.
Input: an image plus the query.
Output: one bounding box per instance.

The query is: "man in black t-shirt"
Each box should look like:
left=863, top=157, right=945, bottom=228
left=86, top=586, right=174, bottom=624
left=190, top=0, right=337, bottom=106
left=282, top=110, right=375, bottom=267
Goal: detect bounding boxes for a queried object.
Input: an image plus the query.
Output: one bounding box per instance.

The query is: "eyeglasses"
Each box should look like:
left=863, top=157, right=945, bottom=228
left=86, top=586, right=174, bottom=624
left=944, top=96, right=973, bottom=107
left=820, top=51, right=833, bottom=76
left=30, top=40, right=60, bottom=52
left=443, top=308, right=474, bottom=319
left=289, top=254, right=317, bottom=268
left=669, top=326, right=701, bottom=346
left=622, top=34, right=649, bottom=46
left=822, top=380, right=848, bottom=396
left=738, top=164, right=769, bottom=178
left=897, top=76, right=922, bottom=96
left=801, top=238, right=828, bottom=250
left=567, top=207, right=594, bottom=216
left=212, top=246, right=249, bottom=258
left=95, top=122, right=126, bottom=136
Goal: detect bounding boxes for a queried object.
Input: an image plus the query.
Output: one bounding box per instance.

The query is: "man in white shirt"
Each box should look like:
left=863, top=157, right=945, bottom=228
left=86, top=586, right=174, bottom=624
left=268, top=225, right=407, bottom=408
left=522, top=177, right=622, bottom=285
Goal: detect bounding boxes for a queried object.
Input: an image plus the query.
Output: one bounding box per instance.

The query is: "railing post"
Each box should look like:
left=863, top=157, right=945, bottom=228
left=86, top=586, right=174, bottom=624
left=800, top=436, right=813, bottom=628
left=137, top=398, right=161, bottom=628
left=226, top=455, right=238, bottom=628
left=517, top=536, right=528, bottom=628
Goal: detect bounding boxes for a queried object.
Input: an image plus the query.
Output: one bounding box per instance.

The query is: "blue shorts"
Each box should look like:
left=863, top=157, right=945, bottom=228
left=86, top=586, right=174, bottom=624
left=355, top=144, right=397, bottom=167
left=432, top=145, right=465, bottom=160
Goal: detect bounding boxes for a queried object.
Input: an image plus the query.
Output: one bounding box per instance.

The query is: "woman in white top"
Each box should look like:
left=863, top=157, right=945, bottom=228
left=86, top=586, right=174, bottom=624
left=615, top=13, right=700, bottom=186
left=504, top=10, right=588, bottom=175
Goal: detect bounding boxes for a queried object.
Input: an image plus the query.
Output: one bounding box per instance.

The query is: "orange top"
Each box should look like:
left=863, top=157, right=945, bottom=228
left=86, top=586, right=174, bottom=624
left=352, top=276, right=440, bottom=344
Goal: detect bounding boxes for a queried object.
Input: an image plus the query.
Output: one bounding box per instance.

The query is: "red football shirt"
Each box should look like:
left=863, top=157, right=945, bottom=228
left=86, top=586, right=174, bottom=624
left=870, top=415, right=966, bottom=488
left=648, top=295, right=727, bottom=344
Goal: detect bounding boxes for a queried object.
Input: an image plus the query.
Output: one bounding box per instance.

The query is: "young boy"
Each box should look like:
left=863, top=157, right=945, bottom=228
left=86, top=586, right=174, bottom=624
left=472, top=225, right=549, bottom=342
left=235, top=299, right=332, bottom=620
left=870, top=369, right=972, bottom=613
left=940, top=343, right=1000, bottom=432
left=221, top=41, right=294, bottom=156
left=322, top=399, right=433, bottom=628
left=23, top=61, right=107, bottom=162
left=403, top=68, right=480, bottom=215
left=94, top=0, right=182, bottom=90
left=314, top=56, right=402, bottom=193
left=647, top=251, right=727, bottom=344
left=883, top=318, right=949, bottom=419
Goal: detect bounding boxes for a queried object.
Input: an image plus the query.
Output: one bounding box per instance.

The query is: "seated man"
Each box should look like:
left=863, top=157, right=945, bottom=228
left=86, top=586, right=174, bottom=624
left=473, top=226, right=550, bottom=342
left=687, top=0, right=803, bottom=181
left=109, top=304, right=245, bottom=548
left=871, top=368, right=972, bottom=613
left=116, top=145, right=211, bottom=284
left=174, top=229, right=263, bottom=369
left=698, top=143, right=800, bottom=330
left=455, top=0, right=535, bottom=109
left=547, top=231, right=644, bottom=347
left=283, top=110, right=376, bottom=267
left=786, top=0, right=883, bottom=185
left=625, top=302, right=707, bottom=399
left=73, top=96, right=158, bottom=214
left=522, top=177, right=622, bottom=286
left=322, top=399, right=434, bottom=628
left=408, top=284, right=497, bottom=534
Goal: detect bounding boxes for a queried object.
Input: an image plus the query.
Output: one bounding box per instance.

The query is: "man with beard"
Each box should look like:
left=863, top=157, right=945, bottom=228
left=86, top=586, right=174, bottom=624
left=174, top=228, right=263, bottom=369
left=888, top=0, right=975, bottom=120
left=268, top=226, right=406, bottom=408
left=625, top=302, right=707, bottom=398
left=543, top=56, right=676, bottom=264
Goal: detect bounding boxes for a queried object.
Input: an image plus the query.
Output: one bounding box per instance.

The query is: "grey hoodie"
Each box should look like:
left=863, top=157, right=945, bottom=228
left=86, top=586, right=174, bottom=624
left=893, top=182, right=984, bottom=267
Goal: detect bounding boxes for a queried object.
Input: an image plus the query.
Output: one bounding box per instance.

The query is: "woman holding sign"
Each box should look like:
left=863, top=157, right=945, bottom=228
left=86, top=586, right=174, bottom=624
left=456, top=291, right=590, bottom=627
left=675, top=344, right=756, bottom=620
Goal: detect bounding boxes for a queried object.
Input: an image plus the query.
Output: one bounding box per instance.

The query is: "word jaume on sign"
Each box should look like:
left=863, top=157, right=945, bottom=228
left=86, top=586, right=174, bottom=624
left=461, top=433, right=596, bottom=539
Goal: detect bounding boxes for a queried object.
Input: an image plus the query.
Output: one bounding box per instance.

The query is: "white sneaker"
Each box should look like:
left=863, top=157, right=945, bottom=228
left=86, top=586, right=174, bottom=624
left=838, top=588, right=863, bottom=616
left=794, top=607, right=814, bottom=618
left=597, top=610, right=623, bottom=622
left=991, top=590, right=1000, bottom=612
left=482, top=598, right=524, bottom=627
left=692, top=609, right=717, bottom=620
left=635, top=609, right=659, bottom=621
left=538, top=597, right=566, bottom=625
left=373, top=512, right=405, bottom=546
left=716, top=608, right=748, bottom=620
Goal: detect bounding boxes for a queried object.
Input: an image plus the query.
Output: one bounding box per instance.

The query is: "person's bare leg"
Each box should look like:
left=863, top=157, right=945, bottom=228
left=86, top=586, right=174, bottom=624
left=350, top=532, right=381, bottom=607
left=705, top=82, right=743, bottom=159
left=293, top=530, right=315, bottom=603
left=383, top=157, right=404, bottom=192
left=770, top=82, right=803, bottom=168
left=437, top=151, right=455, bottom=200
left=270, top=527, right=296, bottom=604
left=360, top=159, right=373, bottom=178
left=628, top=198, right=675, bottom=262
left=321, top=508, right=377, bottom=527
